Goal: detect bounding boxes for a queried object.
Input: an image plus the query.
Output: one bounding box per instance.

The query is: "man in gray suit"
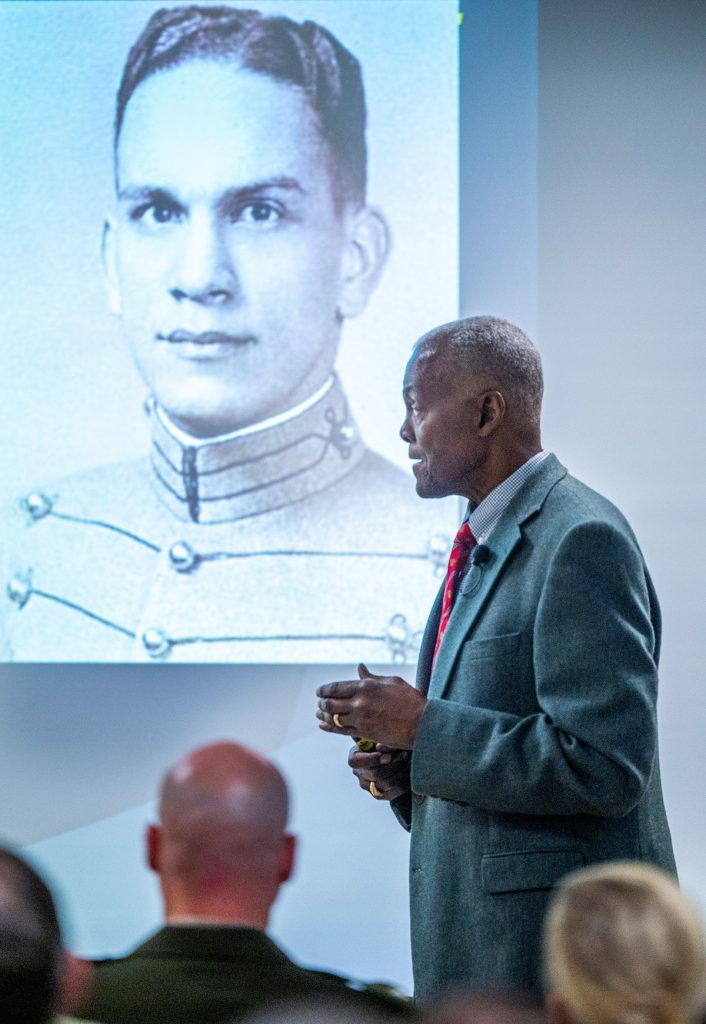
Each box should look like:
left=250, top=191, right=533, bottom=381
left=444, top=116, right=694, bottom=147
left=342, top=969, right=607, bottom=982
left=317, top=316, right=676, bottom=999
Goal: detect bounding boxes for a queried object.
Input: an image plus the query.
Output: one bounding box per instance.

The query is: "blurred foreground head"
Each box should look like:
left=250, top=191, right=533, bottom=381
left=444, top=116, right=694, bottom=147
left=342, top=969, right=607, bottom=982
left=240, top=991, right=413, bottom=1024
left=0, top=846, right=90, bottom=1024
left=423, top=988, right=546, bottom=1024
left=544, top=861, right=706, bottom=1024
left=147, top=741, right=295, bottom=928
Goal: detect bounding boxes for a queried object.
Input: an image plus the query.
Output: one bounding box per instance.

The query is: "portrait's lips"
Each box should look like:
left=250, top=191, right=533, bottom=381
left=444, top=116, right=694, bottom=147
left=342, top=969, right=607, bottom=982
left=159, top=330, right=256, bottom=346
left=156, top=330, right=257, bottom=361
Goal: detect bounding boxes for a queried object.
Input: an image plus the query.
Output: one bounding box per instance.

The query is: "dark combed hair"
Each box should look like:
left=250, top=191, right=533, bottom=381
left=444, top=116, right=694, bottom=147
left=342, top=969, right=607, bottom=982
left=0, top=849, right=63, bottom=1024
left=115, top=5, right=367, bottom=204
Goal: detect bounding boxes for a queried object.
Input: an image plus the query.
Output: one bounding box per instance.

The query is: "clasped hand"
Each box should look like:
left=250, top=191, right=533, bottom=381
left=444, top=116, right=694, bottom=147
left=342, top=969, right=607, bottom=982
left=347, top=744, right=411, bottom=802
left=316, top=662, right=427, bottom=750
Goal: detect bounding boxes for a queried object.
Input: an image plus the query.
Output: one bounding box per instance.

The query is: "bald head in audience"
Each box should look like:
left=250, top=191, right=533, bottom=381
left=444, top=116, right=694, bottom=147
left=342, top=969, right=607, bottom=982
left=147, top=741, right=295, bottom=927
left=79, top=740, right=411, bottom=1024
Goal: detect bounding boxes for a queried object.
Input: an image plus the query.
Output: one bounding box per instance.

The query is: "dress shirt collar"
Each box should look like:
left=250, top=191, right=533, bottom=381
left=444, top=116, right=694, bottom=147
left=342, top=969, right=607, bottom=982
left=468, top=450, right=551, bottom=541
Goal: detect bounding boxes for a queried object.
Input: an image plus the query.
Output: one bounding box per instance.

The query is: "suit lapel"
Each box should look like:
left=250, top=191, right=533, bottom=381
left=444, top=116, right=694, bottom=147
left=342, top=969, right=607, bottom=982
left=416, top=583, right=444, bottom=695
left=427, top=455, right=567, bottom=700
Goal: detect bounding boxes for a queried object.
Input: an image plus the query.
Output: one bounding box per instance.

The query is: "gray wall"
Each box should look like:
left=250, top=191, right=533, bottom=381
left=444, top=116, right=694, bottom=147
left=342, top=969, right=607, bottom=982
left=537, top=0, right=706, bottom=911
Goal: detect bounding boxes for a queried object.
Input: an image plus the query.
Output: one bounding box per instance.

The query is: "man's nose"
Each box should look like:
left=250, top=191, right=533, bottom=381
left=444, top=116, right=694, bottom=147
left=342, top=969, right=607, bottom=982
left=168, top=213, right=237, bottom=305
left=400, top=413, right=414, bottom=443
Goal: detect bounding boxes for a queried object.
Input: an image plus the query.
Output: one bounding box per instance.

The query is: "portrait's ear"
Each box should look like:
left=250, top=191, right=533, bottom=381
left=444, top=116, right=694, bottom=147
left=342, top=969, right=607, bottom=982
left=337, top=205, right=391, bottom=320
left=101, top=217, right=122, bottom=316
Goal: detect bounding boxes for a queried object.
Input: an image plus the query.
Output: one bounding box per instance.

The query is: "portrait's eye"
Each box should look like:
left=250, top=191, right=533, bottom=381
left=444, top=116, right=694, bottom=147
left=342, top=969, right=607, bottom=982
left=231, top=200, right=284, bottom=226
left=151, top=203, right=176, bottom=224
left=127, top=196, right=183, bottom=229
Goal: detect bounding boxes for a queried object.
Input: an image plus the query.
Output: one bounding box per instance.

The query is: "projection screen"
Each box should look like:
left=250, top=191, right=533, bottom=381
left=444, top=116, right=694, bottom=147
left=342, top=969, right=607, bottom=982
left=0, top=0, right=460, bottom=665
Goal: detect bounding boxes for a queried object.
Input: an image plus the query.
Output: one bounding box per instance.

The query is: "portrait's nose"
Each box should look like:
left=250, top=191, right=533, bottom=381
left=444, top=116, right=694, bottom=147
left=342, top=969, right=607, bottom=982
left=168, top=212, right=237, bottom=305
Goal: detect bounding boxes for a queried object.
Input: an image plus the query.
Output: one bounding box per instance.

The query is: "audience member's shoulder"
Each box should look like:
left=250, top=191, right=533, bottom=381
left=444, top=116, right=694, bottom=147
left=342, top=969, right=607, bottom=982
left=297, top=963, right=414, bottom=1017
left=57, top=1017, right=103, bottom=1024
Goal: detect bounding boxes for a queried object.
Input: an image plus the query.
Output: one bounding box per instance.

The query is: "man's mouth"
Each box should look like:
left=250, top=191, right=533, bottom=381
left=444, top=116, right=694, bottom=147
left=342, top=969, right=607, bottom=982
left=158, top=330, right=256, bottom=347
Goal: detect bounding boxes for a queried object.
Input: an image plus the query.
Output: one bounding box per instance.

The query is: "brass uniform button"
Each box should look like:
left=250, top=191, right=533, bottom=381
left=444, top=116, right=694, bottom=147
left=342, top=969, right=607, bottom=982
left=141, top=627, right=172, bottom=659
left=168, top=541, right=198, bottom=573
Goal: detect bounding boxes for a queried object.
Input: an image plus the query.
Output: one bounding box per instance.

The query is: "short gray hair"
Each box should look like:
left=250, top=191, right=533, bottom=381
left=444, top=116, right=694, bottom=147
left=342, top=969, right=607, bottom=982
left=422, top=316, right=544, bottom=428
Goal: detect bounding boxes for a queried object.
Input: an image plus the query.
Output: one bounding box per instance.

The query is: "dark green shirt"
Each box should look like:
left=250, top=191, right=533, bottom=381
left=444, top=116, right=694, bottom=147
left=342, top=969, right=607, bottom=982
left=77, top=926, right=411, bottom=1024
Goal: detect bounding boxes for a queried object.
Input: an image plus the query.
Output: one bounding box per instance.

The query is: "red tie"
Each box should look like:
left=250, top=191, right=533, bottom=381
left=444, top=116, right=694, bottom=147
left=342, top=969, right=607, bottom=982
left=432, top=520, right=476, bottom=667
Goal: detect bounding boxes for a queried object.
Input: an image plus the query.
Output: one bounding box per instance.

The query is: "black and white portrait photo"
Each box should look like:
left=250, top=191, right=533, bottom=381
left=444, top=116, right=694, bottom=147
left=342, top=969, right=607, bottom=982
left=0, top=0, right=459, bottom=662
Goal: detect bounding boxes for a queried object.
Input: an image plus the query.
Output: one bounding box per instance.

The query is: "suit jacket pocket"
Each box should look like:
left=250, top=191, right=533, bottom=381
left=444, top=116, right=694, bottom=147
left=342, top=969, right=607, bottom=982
left=460, top=631, right=521, bottom=661
left=481, top=848, right=585, bottom=894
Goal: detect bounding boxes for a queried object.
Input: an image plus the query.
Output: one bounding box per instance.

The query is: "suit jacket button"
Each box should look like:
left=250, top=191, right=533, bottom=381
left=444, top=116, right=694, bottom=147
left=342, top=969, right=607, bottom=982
left=413, top=793, right=425, bottom=805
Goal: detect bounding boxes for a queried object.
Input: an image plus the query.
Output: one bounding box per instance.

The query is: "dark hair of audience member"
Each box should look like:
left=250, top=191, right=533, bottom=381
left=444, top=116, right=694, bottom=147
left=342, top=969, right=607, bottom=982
left=0, top=847, right=63, bottom=1024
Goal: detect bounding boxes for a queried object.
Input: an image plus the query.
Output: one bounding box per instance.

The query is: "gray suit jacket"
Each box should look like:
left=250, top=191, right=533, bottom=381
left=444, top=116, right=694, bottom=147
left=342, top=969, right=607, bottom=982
left=394, top=455, right=675, bottom=998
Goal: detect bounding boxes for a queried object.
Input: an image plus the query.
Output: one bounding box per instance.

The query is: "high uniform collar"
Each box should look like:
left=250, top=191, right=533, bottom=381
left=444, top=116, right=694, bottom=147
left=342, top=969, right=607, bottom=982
left=149, top=375, right=365, bottom=524
left=129, top=924, right=291, bottom=963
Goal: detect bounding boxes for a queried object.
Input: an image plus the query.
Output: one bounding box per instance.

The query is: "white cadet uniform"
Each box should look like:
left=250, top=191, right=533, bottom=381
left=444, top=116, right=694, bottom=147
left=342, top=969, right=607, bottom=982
left=2, top=377, right=453, bottom=662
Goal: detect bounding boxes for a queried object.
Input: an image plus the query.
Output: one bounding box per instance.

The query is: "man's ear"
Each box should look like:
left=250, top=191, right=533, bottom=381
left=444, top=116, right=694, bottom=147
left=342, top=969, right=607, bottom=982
left=101, top=216, right=122, bottom=316
left=278, top=832, right=297, bottom=885
left=55, top=952, right=95, bottom=1016
left=146, top=823, right=161, bottom=873
left=337, top=205, right=390, bottom=320
left=477, top=390, right=506, bottom=437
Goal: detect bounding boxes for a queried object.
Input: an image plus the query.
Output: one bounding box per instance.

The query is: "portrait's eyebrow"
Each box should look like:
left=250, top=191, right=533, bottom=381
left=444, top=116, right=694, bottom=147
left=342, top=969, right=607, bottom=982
left=225, top=176, right=307, bottom=196
left=117, top=184, right=178, bottom=204
left=117, top=177, right=307, bottom=205
left=217, top=177, right=307, bottom=209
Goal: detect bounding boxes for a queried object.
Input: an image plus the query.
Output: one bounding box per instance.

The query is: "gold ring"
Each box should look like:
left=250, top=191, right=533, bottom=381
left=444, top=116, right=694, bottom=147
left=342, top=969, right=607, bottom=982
left=333, top=713, right=343, bottom=728
left=369, top=781, right=383, bottom=798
